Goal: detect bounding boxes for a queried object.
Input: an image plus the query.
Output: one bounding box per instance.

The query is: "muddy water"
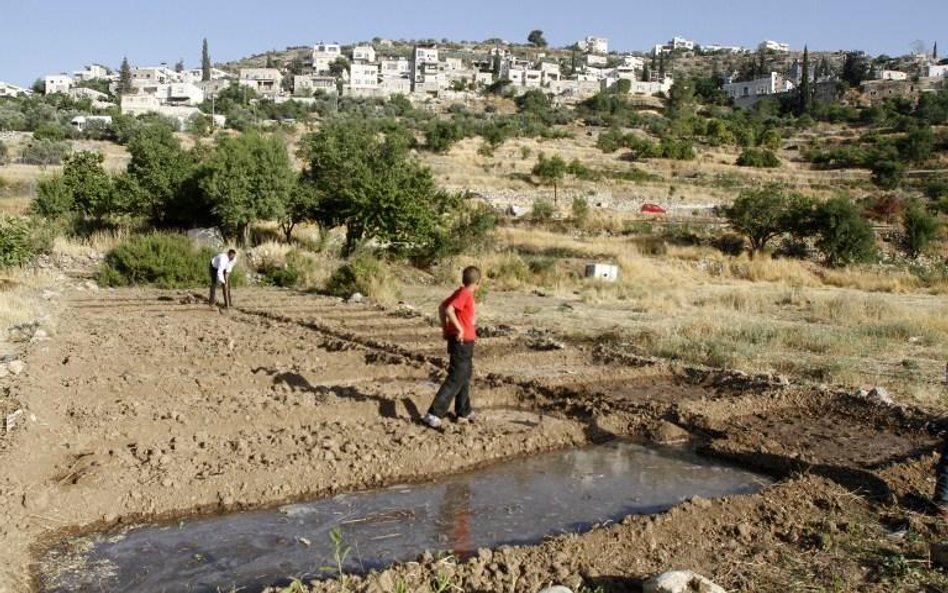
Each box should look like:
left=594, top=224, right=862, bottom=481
left=41, top=442, right=770, bottom=593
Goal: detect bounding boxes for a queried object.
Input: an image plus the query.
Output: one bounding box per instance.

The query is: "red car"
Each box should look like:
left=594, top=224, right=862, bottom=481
left=640, top=203, right=667, bottom=214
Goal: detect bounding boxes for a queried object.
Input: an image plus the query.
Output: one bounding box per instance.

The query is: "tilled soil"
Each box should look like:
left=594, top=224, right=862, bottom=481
left=1, top=288, right=946, bottom=593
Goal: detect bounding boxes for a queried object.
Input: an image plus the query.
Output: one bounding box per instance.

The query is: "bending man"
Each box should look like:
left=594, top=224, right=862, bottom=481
left=209, top=249, right=237, bottom=308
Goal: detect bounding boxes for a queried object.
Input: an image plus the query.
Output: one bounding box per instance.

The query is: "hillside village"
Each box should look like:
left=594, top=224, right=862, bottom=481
left=2, top=34, right=946, bottom=130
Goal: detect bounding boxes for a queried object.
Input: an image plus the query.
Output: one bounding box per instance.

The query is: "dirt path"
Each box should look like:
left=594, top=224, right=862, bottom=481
left=1, top=288, right=946, bottom=592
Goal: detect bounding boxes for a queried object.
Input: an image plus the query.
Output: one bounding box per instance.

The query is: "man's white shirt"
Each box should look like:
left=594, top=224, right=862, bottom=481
left=211, top=253, right=236, bottom=284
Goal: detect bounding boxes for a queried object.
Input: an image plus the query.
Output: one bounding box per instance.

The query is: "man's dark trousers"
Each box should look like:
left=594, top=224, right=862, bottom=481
left=428, top=338, right=474, bottom=419
left=208, top=264, right=219, bottom=305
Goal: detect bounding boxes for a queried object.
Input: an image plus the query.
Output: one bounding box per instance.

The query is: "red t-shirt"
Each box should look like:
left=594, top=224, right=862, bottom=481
left=441, top=286, right=477, bottom=342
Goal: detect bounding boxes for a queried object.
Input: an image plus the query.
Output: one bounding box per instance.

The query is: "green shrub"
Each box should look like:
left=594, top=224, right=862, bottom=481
left=736, top=148, right=780, bottom=168
left=33, top=175, right=74, bottom=218
left=813, top=198, right=877, bottom=266
left=259, top=249, right=321, bottom=288
left=715, top=232, right=746, bottom=256
left=20, top=139, right=71, bottom=166
left=97, top=234, right=221, bottom=288
left=325, top=251, right=394, bottom=300
left=0, top=216, right=52, bottom=268
left=902, top=199, right=940, bottom=258
left=571, top=196, right=590, bottom=225
left=0, top=140, right=7, bottom=165
left=659, top=137, right=696, bottom=160
left=33, top=122, right=73, bottom=141
left=531, top=198, right=555, bottom=223
left=596, top=129, right=625, bottom=153
left=871, top=160, right=904, bottom=189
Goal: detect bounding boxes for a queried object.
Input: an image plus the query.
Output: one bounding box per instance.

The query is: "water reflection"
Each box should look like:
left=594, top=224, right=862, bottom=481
left=42, top=442, right=770, bottom=593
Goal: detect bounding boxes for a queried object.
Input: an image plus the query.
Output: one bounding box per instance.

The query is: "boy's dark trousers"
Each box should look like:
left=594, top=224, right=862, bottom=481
left=936, top=440, right=948, bottom=508
left=428, top=338, right=474, bottom=419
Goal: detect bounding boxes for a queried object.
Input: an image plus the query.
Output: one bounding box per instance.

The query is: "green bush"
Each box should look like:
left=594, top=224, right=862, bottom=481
left=596, top=129, right=625, bottom=153
left=0, top=140, right=7, bottom=165
left=715, top=232, right=746, bottom=256
left=97, top=234, right=221, bottom=288
left=659, top=137, right=696, bottom=160
left=20, top=139, right=71, bottom=166
left=33, top=175, right=74, bottom=218
left=871, top=160, right=904, bottom=189
left=813, top=198, right=877, bottom=266
left=571, top=196, right=590, bottom=225
left=0, top=216, right=46, bottom=267
left=325, top=251, right=392, bottom=299
left=258, top=250, right=320, bottom=288
left=736, top=148, right=780, bottom=168
left=531, top=198, right=555, bottom=223
left=33, top=121, right=73, bottom=141
left=902, top=199, right=940, bottom=258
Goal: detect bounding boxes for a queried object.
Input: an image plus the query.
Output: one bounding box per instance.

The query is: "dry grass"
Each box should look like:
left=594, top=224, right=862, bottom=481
left=406, top=224, right=948, bottom=408
left=52, top=230, right=131, bottom=257
left=0, top=268, right=59, bottom=335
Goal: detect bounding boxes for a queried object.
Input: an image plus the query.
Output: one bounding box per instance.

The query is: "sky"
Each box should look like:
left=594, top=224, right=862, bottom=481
left=1, top=0, right=945, bottom=86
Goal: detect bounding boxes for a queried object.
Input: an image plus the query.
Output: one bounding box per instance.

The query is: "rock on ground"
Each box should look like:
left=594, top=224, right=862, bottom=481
left=643, top=570, right=726, bottom=593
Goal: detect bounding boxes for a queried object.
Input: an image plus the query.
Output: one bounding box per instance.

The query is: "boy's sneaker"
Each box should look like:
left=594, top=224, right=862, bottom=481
left=457, top=412, right=477, bottom=424
left=422, top=413, right=442, bottom=428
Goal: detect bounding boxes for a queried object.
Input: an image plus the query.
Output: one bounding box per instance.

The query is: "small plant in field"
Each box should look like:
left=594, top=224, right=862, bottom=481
left=390, top=577, right=409, bottom=593
left=321, top=527, right=352, bottom=590
left=280, top=578, right=307, bottom=593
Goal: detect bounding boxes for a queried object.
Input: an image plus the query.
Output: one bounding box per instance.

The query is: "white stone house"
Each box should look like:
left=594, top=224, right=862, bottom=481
left=294, top=75, right=337, bottom=95
left=238, top=68, right=283, bottom=97
left=165, top=83, right=205, bottom=105
left=352, top=45, right=376, bottom=63
left=0, top=82, right=31, bottom=97
left=412, top=45, right=441, bottom=93
left=182, top=68, right=232, bottom=84
left=724, top=72, right=795, bottom=107
left=349, top=63, right=379, bottom=90
left=583, top=36, right=609, bottom=55
left=68, top=87, right=110, bottom=102
left=539, top=62, right=562, bottom=83
left=44, top=75, right=73, bottom=95
left=928, top=64, right=948, bottom=78
left=759, top=40, right=791, bottom=52
left=620, top=55, right=645, bottom=70
left=586, top=54, right=608, bottom=67
left=73, top=64, right=109, bottom=82
left=313, top=43, right=342, bottom=74
left=876, top=70, right=909, bottom=81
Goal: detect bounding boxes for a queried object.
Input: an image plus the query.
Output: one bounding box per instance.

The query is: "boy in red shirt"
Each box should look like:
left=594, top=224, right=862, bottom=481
left=423, top=266, right=481, bottom=428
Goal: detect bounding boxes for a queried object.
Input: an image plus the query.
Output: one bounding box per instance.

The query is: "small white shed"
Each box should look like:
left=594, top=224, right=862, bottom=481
left=585, top=263, right=619, bottom=282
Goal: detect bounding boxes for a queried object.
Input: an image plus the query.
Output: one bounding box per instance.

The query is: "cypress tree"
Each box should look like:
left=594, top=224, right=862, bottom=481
left=799, top=45, right=812, bottom=114
left=118, top=56, right=133, bottom=95
left=202, top=38, right=211, bottom=82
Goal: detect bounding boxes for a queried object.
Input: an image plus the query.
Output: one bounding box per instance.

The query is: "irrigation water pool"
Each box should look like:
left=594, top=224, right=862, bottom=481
left=40, top=441, right=771, bottom=593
